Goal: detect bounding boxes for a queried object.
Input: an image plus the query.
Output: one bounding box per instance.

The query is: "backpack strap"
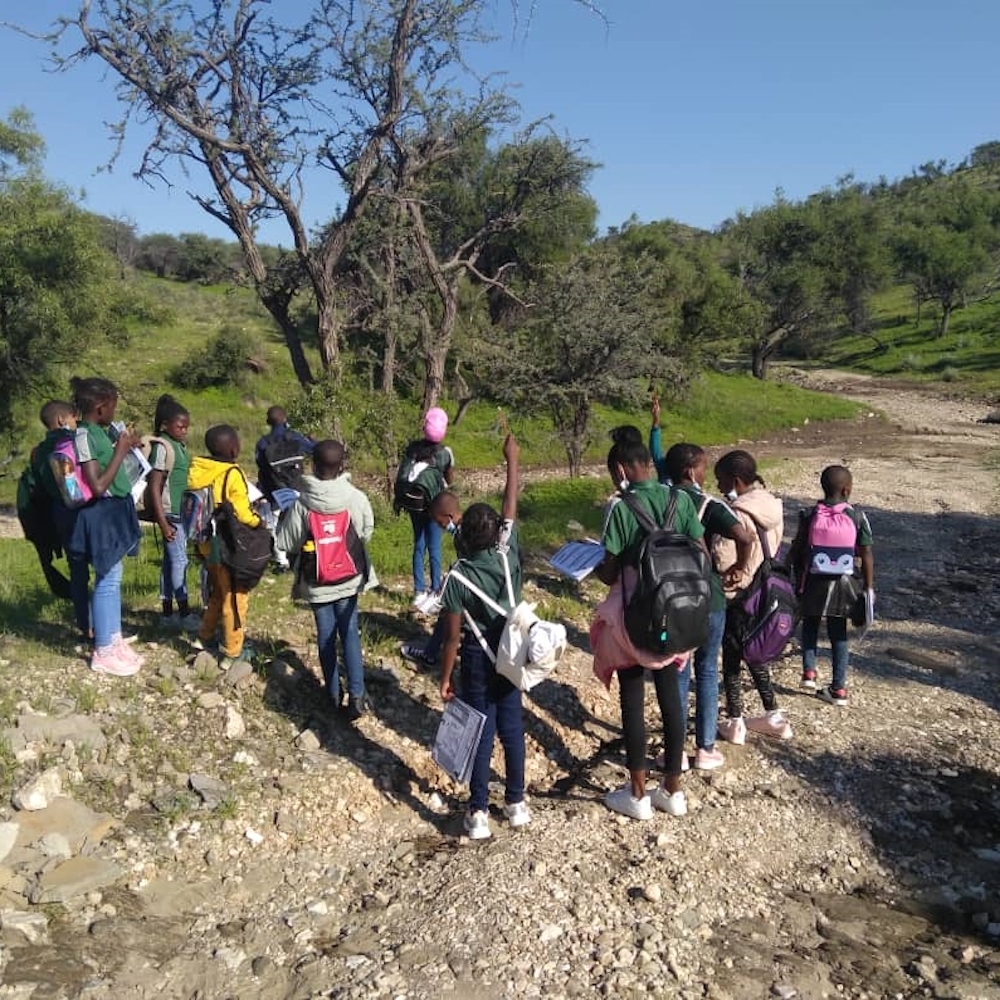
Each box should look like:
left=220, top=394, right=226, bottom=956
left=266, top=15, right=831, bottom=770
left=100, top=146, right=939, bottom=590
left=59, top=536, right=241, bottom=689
left=447, top=551, right=516, bottom=666
left=619, top=488, right=677, bottom=536
left=740, top=508, right=774, bottom=563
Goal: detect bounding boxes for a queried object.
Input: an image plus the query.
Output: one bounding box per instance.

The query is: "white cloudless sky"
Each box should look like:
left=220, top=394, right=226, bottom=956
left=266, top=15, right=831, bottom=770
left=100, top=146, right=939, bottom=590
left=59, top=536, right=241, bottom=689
left=2, top=0, right=999, bottom=242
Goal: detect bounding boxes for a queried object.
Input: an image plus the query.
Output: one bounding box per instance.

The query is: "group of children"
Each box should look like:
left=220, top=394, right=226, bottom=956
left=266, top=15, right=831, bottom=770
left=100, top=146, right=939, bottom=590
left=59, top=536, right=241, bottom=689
left=20, top=380, right=264, bottom=677
left=18, top=384, right=874, bottom=837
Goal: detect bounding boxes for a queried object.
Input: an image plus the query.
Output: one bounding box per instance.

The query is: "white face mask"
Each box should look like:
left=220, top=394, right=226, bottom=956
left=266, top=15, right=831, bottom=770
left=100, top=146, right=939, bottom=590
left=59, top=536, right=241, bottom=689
left=445, top=519, right=458, bottom=536
left=725, top=489, right=738, bottom=502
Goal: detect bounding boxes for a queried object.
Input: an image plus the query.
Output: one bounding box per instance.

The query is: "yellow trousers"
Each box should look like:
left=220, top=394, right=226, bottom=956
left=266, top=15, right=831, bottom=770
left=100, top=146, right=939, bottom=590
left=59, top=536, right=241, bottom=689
left=199, top=563, right=250, bottom=658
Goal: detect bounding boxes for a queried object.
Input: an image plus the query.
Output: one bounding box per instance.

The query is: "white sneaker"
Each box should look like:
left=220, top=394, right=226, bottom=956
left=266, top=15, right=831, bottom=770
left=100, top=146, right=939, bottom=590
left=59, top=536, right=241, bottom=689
left=746, top=710, right=793, bottom=740
left=649, top=786, right=687, bottom=817
left=604, top=785, right=653, bottom=820
left=717, top=716, right=747, bottom=745
left=503, top=801, right=531, bottom=828
left=463, top=810, right=492, bottom=840
left=91, top=645, right=140, bottom=677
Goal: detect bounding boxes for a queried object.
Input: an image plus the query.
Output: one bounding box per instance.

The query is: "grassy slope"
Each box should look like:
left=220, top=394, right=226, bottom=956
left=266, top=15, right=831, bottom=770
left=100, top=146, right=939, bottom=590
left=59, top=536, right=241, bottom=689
left=824, top=283, right=1000, bottom=399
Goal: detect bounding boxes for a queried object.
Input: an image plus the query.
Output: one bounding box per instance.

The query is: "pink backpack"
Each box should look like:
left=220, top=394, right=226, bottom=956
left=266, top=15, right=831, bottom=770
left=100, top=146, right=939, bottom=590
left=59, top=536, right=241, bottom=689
left=807, top=502, right=857, bottom=576
left=49, top=435, right=94, bottom=508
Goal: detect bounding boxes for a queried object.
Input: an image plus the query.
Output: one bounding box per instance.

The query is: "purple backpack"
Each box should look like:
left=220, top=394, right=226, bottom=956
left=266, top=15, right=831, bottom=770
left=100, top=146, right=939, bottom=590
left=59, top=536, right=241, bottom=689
left=738, top=514, right=798, bottom=667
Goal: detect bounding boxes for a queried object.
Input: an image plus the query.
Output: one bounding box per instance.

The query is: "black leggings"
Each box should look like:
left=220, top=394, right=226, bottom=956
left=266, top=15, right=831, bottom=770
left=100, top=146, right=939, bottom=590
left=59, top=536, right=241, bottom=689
left=618, top=664, right=685, bottom=777
left=721, top=604, right=777, bottom=718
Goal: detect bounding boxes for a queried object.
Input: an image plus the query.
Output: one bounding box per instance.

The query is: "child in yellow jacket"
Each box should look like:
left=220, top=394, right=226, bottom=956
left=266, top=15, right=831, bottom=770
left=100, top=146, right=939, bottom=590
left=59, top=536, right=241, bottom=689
left=187, top=424, right=261, bottom=666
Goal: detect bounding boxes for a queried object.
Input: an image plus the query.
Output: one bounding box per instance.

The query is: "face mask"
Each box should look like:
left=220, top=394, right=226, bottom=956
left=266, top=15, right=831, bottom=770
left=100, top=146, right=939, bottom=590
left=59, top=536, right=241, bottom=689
left=445, top=519, right=458, bottom=536
left=725, top=489, right=738, bottom=502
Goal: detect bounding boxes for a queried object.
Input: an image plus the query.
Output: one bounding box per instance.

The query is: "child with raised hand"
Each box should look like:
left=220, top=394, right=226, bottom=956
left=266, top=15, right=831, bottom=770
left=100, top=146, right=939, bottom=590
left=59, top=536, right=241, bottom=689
left=66, top=377, right=145, bottom=677
left=712, top=449, right=791, bottom=743
left=789, top=464, right=874, bottom=706
left=146, top=394, right=197, bottom=631
left=187, top=425, right=262, bottom=668
left=437, top=434, right=529, bottom=840
left=592, top=427, right=706, bottom=821
left=664, top=442, right=754, bottom=770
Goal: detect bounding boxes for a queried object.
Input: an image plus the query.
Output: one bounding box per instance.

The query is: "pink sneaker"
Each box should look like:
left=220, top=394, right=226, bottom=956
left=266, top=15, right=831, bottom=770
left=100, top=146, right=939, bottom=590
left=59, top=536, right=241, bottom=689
left=717, top=717, right=746, bottom=745
left=91, top=645, right=140, bottom=677
left=112, top=634, right=146, bottom=668
left=694, top=747, right=725, bottom=771
left=746, top=710, right=793, bottom=740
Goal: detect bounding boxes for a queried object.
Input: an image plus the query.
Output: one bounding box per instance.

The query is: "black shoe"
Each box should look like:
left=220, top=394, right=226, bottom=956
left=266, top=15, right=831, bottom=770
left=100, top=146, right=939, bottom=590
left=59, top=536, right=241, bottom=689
left=345, top=693, right=372, bottom=721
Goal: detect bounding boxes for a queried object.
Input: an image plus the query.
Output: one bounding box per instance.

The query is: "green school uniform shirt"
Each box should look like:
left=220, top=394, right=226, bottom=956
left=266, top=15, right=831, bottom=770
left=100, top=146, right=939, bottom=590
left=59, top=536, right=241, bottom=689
left=150, top=435, right=191, bottom=515
left=602, top=479, right=705, bottom=565
left=441, top=520, right=521, bottom=634
left=75, top=422, right=132, bottom=498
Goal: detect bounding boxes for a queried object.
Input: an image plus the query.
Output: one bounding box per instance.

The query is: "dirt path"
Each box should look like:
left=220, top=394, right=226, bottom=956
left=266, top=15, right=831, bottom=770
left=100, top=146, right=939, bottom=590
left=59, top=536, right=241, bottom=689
left=1, top=370, right=1000, bottom=999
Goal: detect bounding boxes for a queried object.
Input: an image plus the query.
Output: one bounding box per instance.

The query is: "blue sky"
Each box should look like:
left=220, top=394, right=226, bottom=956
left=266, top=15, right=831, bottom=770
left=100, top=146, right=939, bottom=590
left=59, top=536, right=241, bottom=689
left=2, top=1, right=999, bottom=241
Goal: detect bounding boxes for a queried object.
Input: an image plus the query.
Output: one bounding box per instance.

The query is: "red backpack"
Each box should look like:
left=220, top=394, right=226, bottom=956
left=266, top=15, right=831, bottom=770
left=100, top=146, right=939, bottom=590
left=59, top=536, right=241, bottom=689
left=306, top=509, right=367, bottom=586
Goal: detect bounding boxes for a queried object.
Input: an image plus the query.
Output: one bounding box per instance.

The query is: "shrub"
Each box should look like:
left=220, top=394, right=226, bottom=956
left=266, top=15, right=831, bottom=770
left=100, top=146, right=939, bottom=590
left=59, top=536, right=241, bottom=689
left=172, top=325, right=262, bottom=389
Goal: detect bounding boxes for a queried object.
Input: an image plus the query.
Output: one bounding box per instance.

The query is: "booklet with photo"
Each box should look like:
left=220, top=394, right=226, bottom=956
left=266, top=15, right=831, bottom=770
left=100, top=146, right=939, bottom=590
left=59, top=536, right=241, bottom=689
left=549, top=539, right=606, bottom=581
left=432, top=698, right=487, bottom=785
left=110, top=422, right=151, bottom=504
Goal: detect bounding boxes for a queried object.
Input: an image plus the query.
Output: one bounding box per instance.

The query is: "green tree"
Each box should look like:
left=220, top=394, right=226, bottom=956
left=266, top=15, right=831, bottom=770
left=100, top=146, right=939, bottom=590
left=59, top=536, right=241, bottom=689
left=718, top=199, right=824, bottom=378
left=0, top=111, right=126, bottom=443
left=485, top=244, right=687, bottom=476
left=893, top=176, right=1000, bottom=337
left=51, top=0, right=551, bottom=387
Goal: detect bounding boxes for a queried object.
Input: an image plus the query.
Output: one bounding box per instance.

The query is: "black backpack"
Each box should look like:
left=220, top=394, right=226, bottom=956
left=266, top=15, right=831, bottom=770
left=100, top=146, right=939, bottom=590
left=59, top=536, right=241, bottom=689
left=393, top=442, right=444, bottom=514
left=619, top=489, right=713, bottom=655
left=214, top=468, right=274, bottom=591
left=260, top=435, right=306, bottom=497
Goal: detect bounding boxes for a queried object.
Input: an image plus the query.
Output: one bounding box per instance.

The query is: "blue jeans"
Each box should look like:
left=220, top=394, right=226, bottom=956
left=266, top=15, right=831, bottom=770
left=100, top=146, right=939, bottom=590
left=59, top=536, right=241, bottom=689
left=409, top=511, right=443, bottom=594
left=678, top=608, right=725, bottom=751
left=801, top=615, right=850, bottom=691
left=459, top=637, right=526, bottom=813
left=312, top=596, right=365, bottom=702
left=159, top=514, right=190, bottom=605
left=92, top=559, right=124, bottom=649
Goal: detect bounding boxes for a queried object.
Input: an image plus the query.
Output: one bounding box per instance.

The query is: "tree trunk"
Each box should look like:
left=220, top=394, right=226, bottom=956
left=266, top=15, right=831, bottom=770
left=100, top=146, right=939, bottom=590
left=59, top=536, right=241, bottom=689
left=260, top=290, right=314, bottom=386
left=751, top=345, right=771, bottom=380
left=938, top=302, right=952, bottom=338
left=315, top=280, right=341, bottom=373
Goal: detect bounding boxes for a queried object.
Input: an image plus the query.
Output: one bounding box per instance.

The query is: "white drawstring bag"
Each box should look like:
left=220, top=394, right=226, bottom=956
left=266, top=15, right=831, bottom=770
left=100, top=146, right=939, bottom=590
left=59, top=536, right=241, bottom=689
left=449, top=551, right=567, bottom=692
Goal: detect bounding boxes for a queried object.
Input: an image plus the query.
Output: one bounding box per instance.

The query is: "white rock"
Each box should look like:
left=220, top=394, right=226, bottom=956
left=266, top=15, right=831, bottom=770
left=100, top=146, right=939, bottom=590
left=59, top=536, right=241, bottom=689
left=0, top=822, right=19, bottom=862
left=540, top=924, right=562, bottom=942
left=245, top=828, right=264, bottom=845
left=224, top=707, right=246, bottom=739
left=12, top=768, right=62, bottom=811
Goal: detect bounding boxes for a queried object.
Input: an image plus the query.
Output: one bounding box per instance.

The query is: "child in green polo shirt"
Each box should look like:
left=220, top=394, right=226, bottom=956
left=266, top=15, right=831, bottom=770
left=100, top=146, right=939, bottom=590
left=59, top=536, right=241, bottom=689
left=594, top=426, right=707, bottom=821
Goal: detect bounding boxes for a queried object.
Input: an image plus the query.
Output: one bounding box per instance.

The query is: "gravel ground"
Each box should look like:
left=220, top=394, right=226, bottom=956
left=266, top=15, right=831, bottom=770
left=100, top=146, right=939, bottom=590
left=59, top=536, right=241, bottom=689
left=0, top=369, right=999, bottom=999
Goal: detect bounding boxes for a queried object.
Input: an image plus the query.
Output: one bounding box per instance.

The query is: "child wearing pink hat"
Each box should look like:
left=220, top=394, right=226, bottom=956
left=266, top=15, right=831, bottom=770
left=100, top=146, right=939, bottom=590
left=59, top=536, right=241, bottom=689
left=396, top=407, right=455, bottom=606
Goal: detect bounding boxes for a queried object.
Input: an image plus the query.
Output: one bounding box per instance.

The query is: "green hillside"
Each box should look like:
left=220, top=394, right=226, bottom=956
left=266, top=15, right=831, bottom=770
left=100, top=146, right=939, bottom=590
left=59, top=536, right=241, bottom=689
left=1, top=274, right=865, bottom=508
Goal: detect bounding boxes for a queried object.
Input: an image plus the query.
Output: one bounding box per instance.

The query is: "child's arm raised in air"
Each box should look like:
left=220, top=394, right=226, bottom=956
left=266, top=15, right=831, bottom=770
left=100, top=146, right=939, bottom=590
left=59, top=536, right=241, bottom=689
left=501, top=433, right=520, bottom=523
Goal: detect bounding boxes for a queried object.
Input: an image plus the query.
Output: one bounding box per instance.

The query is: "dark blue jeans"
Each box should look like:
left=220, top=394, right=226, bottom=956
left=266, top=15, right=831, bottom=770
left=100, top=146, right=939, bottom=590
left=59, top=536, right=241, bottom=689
left=459, top=637, right=525, bottom=813
left=409, top=511, right=443, bottom=593
left=311, top=596, right=364, bottom=702
left=801, top=615, right=850, bottom=691
left=678, top=607, right=725, bottom=750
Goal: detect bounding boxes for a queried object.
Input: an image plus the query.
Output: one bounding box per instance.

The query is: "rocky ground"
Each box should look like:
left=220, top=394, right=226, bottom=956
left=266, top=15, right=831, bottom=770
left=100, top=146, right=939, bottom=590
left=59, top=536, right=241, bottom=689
left=0, top=370, right=999, bottom=999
